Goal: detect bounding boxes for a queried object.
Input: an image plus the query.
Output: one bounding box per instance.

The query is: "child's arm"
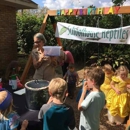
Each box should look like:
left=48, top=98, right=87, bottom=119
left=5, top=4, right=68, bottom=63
left=63, top=72, right=67, bottom=80
left=76, top=73, right=79, bottom=85
left=78, top=81, right=88, bottom=111
left=126, top=84, right=130, bottom=89
left=110, top=80, right=121, bottom=95
left=20, top=120, right=28, bottom=130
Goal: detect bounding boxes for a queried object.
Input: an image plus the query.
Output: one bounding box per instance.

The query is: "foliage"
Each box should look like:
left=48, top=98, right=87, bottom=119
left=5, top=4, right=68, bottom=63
left=86, top=44, right=130, bottom=70
left=16, top=9, right=58, bottom=54
left=99, top=15, right=121, bottom=28
left=16, top=12, right=43, bottom=53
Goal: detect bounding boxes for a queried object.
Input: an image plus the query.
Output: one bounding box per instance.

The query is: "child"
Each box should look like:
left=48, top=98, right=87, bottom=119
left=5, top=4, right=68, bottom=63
left=0, top=88, right=20, bottom=130
left=76, top=67, right=92, bottom=103
left=5, top=60, right=23, bottom=89
left=38, top=78, right=76, bottom=130
left=106, top=65, right=130, bottom=125
left=100, top=64, right=114, bottom=98
left=78, top=67, right=105, bottom=130
left=63, top=64, right=79, bottom=99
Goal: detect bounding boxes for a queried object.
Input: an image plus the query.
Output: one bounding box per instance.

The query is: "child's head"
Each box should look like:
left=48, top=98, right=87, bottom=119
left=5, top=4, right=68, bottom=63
left=0, top=89, right=13, bottom=117
left=48, top=78, right=67, bottom=101
left=103, top=64, right=113, bottom=74
left=68, top=64, right=75, bottom=72
left=83, top=67, right=92, bottom=79
left=8, top=61, right=21, bottom=72
left=86, top=67, right=105, bottom=89
left=116, top=65, right=129, bottom=80
left=5, top=60, right=21, bottom=80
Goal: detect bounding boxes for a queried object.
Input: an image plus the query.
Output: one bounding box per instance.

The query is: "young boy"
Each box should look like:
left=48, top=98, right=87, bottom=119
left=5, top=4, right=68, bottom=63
left=64, top=64, right=79, bottom=99
left=38, top=78, right=75, bottom=130
left=78, top=67, right=105, bottom=130
left=76, top=66, right=92, bottom=103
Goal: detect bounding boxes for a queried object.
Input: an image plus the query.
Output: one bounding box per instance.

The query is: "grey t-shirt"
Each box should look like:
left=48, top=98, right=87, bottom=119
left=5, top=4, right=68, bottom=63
left=79, top=91, right=105, bottom=130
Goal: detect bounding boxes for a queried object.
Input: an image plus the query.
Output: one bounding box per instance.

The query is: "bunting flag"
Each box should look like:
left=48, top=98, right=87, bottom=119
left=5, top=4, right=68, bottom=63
left=55, top=22, right=130, bottom=44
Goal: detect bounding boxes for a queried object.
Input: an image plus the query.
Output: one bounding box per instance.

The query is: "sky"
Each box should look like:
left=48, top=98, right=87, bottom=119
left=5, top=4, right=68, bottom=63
left=32, top=0, right=130, bottom=9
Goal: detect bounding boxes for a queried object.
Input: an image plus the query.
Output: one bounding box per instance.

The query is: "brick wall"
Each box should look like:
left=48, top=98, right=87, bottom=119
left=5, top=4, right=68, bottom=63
left=0, top=5, right=17, bottom=72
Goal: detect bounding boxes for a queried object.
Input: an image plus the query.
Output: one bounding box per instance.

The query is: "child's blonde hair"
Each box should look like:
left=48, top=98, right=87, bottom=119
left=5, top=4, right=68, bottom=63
left=116, top=65, right=129, bottom=76
left=0, top=90, right=13, bottom=117
left=49, top=78, right=67, bottom=100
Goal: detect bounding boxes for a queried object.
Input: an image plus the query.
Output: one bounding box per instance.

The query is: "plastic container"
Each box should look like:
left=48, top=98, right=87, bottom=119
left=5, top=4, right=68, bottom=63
left=25, top=80, right=49, bottom=110
left=43, top=46, right=62, bottom=56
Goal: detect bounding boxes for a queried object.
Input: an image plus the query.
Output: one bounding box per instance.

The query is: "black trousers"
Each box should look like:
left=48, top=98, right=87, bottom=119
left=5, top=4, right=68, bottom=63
left=67, top=83, right=76, bottom=97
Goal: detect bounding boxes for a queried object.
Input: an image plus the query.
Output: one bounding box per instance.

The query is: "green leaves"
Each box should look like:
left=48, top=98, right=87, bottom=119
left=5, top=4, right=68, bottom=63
left=16, top=11, right=44, bottom=53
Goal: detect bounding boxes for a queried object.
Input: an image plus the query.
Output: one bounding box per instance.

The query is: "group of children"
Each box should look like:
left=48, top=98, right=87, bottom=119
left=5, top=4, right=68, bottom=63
left=61, top=63, right=130, bottom=129
left=38, top=67, right=105, bottom=130
left=1, top=61, right=130, bottom=130
left=100, top=64, right=130, bottom=126
left=0, top=64, right=105, bottom=130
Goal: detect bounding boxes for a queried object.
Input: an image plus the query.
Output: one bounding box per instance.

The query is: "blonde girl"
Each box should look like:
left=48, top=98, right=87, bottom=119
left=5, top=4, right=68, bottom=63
left=106, top=65, right=130, bottom=125
left=0, top=88, right=19, bottom=130
left=100, top=64, right=114, bottom=98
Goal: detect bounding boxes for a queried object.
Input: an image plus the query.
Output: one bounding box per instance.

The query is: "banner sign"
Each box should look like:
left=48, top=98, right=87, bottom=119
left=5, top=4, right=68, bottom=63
left=55, top=22, right=130, bottom=44
left=56, top=6, right=120, bottom=16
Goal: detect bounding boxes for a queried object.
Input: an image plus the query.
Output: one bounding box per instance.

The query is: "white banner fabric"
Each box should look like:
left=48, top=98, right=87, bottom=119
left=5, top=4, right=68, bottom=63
left=55, top=22, right=130, bottom=44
